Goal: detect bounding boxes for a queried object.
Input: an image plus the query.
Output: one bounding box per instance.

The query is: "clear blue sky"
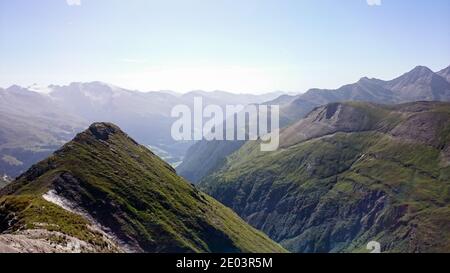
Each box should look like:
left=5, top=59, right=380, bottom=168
left=0, top=0, right=449, bottom=93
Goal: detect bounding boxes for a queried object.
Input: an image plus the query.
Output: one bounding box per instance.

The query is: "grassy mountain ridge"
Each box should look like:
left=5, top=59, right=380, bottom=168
left=0, top=123, right=285, bottom=253
left=199, top=101, right=450, bottom=252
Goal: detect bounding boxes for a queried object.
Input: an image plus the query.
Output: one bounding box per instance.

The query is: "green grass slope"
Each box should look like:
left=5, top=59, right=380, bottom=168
left=200, top=101, right=450, bottom=253
left=0, top=123, right=285, bottom=253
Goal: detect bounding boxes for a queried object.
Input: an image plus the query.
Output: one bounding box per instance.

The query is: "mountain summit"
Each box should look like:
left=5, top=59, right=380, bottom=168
left=0, top=122, right=285, bottom=253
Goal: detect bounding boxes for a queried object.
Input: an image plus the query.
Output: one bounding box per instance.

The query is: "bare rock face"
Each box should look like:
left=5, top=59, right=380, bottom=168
left=0, top=229, right=119, bottom=253
left=279, top=103, right=386, bottom=148
left=88, top=122, right=121, bottom=141
left=389, top=112, right=449, bottom=147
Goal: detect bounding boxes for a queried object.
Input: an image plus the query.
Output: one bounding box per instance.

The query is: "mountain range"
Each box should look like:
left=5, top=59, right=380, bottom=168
left=0, top=83, right=281, bottom=179
left=0, top=123, right=285, bottom=253
left=199, top=101, right=450, bottom=252
left=2, top=65, right=448, bottom=183
left=178, top=65, right=450, bottom=183
left=0, top=64, right=449, bottom=253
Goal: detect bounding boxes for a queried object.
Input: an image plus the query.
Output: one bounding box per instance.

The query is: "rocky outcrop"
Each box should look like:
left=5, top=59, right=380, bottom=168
left=0, top=229, right=119, bottom=253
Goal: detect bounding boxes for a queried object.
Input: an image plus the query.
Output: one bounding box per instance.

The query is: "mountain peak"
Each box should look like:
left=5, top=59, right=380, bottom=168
left=359, top=76, right=370, bottom=80
left=88, top=122, right=122, bottom=141
left=409, top=65, right=434, bottom=76
left=6, top=84, right=26, bottom=92
left=437, top=65, right=450, bottom=83
left=71, top=122, right=138, bottom=146
left=385, top=65, right=439, bottom=92
left=439, top=65, right=450, bottom=73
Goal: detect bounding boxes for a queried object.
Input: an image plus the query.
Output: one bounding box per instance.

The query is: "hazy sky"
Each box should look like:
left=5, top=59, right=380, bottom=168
left=1, top=0, right=449, bottom=93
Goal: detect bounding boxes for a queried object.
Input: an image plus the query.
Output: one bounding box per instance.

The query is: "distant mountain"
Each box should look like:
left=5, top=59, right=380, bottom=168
left=384, top=66, right=450, bottom=101
left=281, top=65, right=450, bottom=123
left=0, top=123, right=286, bottom=253
left=181, top=90, right=285, bottom=106
left=49, top=82, right=281, bottom=158
left=437, top=65, right=450, bottom=83
left=0, top=83, right=281, bottom=178
left=200, top=101, right=450, bottom=253
left=48, top=82, right=185, bottom=163
left=0, top=85, right=87, bottom=178
left=178, top=65, right=450, bottom=183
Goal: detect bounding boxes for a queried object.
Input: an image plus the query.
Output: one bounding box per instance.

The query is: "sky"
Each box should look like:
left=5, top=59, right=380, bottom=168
left=0, top=0, right=449, bottom=94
